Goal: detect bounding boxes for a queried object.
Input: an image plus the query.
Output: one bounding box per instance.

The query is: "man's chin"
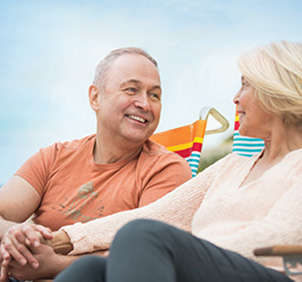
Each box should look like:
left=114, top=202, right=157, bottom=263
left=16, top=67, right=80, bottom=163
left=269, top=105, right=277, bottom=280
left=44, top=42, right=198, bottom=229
left=122, top=132, right=152, bottom=144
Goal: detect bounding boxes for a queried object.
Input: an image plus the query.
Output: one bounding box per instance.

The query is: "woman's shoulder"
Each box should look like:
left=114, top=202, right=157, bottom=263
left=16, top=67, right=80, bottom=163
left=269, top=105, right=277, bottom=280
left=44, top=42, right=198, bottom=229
left=209, top=151, right=259, bottom=169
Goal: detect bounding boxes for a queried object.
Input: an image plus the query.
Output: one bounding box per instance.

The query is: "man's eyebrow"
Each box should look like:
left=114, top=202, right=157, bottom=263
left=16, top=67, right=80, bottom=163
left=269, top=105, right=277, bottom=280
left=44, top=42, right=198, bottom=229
left=120, top=79, right=141, bottom=87
left=149, top=85, right=161, bottom=91
left=120, top=79, right=161, bottom=91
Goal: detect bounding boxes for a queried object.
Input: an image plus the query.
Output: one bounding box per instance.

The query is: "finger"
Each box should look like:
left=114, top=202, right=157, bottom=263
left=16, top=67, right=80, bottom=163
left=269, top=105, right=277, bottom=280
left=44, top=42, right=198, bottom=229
left=35, top=225, right=53, bottom=240
left=0, top=264, right=8, bottom=282
left=12, top=242, right=39, bottom=269
left=12, top=227, right=27, bottom=246
left=0, top=246, right=11, bottom=267
left=2, top=237, right=27, bottom=266
left=20, top=225, right=42, bottom=248
left=10, top=234, right=40, bottom=268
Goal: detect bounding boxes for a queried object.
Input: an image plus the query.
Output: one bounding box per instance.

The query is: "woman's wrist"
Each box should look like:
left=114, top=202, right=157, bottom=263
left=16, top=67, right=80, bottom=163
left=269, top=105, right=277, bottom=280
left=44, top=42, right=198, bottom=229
left=46, top=230, right=73, bottom=255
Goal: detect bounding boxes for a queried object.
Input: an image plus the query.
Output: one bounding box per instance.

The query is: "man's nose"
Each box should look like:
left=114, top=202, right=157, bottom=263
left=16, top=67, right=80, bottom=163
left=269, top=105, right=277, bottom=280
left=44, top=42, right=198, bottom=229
left=134, top=93, right=150, bottom=111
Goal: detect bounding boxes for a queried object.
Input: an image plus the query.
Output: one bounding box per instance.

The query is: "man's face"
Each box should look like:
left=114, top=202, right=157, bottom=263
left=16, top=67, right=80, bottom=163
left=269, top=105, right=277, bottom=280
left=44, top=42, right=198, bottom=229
left=94, top=54, right=162, bottom=145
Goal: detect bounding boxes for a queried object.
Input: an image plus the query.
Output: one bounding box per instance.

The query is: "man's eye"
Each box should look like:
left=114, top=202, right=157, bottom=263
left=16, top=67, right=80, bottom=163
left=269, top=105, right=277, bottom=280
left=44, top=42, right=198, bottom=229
left=150, top=93, right=160, bottom=100
left=125, top=88, right=137, bottom=94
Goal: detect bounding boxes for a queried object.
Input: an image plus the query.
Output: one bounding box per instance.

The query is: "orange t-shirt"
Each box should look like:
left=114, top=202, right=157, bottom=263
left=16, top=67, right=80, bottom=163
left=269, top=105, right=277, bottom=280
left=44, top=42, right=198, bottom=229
left=16, top=135, right=192, bottom=231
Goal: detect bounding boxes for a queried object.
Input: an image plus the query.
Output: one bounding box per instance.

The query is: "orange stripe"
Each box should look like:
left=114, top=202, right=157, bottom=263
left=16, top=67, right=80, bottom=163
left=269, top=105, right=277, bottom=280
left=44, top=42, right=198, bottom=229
left=166, top=137, right=203, bottom=151
left=150, top=120, right=206, bottom=147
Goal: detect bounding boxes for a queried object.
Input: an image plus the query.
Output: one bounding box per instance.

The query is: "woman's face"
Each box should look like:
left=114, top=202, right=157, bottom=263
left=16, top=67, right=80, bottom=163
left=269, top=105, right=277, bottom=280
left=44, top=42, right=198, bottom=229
left=233, top=76, right=274, bottom=139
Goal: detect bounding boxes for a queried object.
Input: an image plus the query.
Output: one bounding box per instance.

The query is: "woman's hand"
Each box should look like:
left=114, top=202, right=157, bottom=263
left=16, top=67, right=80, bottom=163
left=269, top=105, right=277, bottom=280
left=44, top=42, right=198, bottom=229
left=0, top=223, right=53, bottom=269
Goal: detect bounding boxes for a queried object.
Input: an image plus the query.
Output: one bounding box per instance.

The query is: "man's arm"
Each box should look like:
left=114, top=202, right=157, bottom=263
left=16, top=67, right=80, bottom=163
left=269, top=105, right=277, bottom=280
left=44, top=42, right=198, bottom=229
left=0, top=176, right=52, bottom=272
left=0, top=176, right=41, bottom=236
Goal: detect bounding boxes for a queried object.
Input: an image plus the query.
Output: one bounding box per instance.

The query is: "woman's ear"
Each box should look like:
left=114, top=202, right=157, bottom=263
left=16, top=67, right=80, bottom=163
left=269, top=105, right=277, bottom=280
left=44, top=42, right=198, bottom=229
left=89, top=84, right=100, bottom=112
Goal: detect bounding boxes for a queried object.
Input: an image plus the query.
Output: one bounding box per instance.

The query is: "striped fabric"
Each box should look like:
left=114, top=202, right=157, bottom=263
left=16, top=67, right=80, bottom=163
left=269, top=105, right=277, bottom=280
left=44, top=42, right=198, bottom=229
left=232, top=109, right=265, bottom=157
left=150, top=120, right=206, bottom=177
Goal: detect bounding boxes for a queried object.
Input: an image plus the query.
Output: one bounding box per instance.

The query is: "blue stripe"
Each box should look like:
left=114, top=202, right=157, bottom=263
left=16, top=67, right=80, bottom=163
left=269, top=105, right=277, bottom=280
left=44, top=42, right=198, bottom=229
left=232, top=148, right=263, bottom=153
left=233, top=137, right=264, bottom=142
left=238, top=153, right=254, bottom=157
left=186, top=159, right=200, bottom=164
left=190, top=152, right=201, bottom=158
left=233, top=143, right=265, bottom=147
left=189, top=163, right=199, bottom=168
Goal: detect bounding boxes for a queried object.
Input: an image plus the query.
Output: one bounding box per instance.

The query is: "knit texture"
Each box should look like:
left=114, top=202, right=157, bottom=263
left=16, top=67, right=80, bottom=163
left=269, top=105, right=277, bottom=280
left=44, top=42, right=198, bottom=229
left=62, top=149, right=302, bottom=273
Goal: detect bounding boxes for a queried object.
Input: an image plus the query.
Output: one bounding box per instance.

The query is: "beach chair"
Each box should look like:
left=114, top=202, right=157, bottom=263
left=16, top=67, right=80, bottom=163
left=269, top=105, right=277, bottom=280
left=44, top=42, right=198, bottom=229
left=150, top=107, right=229, bottom=177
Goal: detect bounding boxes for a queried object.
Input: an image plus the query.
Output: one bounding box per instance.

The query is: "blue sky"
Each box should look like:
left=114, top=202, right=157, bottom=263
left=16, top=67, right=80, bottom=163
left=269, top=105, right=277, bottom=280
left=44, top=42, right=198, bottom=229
left=1, top=0, right=302, bottom=183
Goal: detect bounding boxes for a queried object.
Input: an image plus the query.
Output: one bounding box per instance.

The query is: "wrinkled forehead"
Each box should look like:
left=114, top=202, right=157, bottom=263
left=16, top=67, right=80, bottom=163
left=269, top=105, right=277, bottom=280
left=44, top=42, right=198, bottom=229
left=104, top=54, right=161, bottom=87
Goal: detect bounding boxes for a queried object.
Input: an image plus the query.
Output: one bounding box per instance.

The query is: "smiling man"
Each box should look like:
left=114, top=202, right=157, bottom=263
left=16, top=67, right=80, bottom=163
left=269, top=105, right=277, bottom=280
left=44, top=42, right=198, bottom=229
left=0, top=48, right=192, bottom=281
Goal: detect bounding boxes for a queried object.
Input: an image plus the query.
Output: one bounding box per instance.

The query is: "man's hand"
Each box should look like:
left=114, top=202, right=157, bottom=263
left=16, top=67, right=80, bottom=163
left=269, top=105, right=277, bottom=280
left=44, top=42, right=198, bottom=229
left=0, top=223, right=52, bottom=269
left=2, top=243, right=63, bottom=281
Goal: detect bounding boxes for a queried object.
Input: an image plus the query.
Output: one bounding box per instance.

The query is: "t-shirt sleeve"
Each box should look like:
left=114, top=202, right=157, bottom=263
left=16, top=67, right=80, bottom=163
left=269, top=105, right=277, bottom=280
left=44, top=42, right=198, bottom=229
left=138, top=153, right=192, bottom=207
left=15, top=145, right=56, bottom=196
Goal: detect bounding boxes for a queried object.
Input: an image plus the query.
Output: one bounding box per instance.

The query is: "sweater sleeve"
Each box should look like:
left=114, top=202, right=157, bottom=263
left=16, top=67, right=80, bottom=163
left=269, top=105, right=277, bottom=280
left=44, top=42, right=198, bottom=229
left=61, top=154, right=228, bottom=255
left=210, top=176, right=302, bottom=265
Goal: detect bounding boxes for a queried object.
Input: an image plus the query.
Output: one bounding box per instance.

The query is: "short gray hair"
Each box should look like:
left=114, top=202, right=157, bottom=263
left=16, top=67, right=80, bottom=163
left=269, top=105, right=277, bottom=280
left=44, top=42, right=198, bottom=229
left=93, top=47, right=158, bottom=89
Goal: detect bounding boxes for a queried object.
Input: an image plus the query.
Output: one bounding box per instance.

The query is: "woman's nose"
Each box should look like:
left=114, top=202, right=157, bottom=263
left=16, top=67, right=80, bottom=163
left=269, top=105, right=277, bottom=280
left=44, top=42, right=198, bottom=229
left=233, top=91, right=240, bottom=105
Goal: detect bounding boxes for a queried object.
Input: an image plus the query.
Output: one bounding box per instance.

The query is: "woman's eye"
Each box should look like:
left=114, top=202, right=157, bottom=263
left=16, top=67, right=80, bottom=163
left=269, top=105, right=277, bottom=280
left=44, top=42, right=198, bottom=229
left=242, top=79, right=249, bottom=88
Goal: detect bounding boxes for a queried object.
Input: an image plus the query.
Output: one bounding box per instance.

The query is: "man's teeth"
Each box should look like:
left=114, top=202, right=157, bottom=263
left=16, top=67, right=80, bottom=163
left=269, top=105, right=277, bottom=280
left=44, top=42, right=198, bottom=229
left=128, top=115, right=146, bottom=123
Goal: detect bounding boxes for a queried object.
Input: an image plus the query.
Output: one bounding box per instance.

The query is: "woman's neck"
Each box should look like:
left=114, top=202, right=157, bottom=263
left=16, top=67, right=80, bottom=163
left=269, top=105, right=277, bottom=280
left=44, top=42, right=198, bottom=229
left=262, top=123, right=302, bottom=163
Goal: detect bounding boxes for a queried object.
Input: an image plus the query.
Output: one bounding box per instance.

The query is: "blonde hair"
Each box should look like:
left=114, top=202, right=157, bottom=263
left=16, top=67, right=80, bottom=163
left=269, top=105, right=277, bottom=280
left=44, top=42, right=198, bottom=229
left=238, top=41, right=302, bottom=126
left=93, top=47, right=158, bottom=90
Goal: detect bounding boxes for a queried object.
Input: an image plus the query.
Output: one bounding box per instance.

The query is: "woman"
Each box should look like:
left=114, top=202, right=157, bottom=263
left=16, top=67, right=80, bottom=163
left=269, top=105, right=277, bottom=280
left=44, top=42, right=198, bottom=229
left=7, top=41, right=302, bottom=281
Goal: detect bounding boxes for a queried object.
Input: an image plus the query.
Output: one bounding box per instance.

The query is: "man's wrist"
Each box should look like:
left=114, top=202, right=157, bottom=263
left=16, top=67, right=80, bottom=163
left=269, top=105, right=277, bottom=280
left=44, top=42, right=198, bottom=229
left=51, top=254, right=78, bottom=278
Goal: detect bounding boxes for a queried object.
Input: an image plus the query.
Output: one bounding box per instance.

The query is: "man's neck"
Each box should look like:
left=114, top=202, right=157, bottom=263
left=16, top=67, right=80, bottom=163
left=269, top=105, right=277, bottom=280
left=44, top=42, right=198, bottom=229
left=93, top=135, right=144, bottom=164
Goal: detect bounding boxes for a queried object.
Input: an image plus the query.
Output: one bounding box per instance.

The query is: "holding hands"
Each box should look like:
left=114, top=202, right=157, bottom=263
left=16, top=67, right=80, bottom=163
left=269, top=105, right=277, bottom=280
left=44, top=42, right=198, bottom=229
left=0, top=223, right=53, bottom=281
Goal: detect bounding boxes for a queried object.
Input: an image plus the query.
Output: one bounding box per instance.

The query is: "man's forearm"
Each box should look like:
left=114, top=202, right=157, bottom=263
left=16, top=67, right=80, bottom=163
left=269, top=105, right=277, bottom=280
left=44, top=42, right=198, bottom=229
left=0, top=216, right=20, bottom=241
left=48, top=254, right=78, bottom=278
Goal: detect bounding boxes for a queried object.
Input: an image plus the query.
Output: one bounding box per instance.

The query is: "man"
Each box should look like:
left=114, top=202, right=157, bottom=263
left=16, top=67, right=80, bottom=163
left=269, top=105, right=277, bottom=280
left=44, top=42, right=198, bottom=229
left=0, top=48, right=192, bottom=281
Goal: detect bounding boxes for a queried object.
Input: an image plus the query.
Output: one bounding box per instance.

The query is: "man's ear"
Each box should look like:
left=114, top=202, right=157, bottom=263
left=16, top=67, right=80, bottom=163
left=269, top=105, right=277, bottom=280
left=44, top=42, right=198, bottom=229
left=89, top=84, right=100, bottom=112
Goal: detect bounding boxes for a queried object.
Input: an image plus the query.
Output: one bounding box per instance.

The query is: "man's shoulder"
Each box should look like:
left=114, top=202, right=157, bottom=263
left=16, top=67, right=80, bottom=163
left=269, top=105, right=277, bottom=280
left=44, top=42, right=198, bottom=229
left=142, top=139, right=179, bottom=158
left=38, top=134, right=95, bottom=163
left=49, top=134, right=96, bottom=152
left=136, top=139, right=192, bottom=185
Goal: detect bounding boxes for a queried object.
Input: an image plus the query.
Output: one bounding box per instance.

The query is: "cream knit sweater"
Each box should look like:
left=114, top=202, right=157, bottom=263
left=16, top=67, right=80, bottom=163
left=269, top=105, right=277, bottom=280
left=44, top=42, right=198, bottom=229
left=62, top=149, right=302, bottom=273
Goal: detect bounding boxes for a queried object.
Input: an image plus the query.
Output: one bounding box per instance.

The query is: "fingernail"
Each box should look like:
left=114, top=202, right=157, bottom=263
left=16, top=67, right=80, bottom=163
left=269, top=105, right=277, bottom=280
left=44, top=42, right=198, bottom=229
left=33, top=262, right=39, bottom=268
left=34, top=241, right=40, bottom=247
left=21, top=259, right=27, bottom=265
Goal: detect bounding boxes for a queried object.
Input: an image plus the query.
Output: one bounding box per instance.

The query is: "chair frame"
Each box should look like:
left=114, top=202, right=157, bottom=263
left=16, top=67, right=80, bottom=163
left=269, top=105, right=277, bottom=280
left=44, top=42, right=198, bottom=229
left=254, top=246, right=302, bottom=276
